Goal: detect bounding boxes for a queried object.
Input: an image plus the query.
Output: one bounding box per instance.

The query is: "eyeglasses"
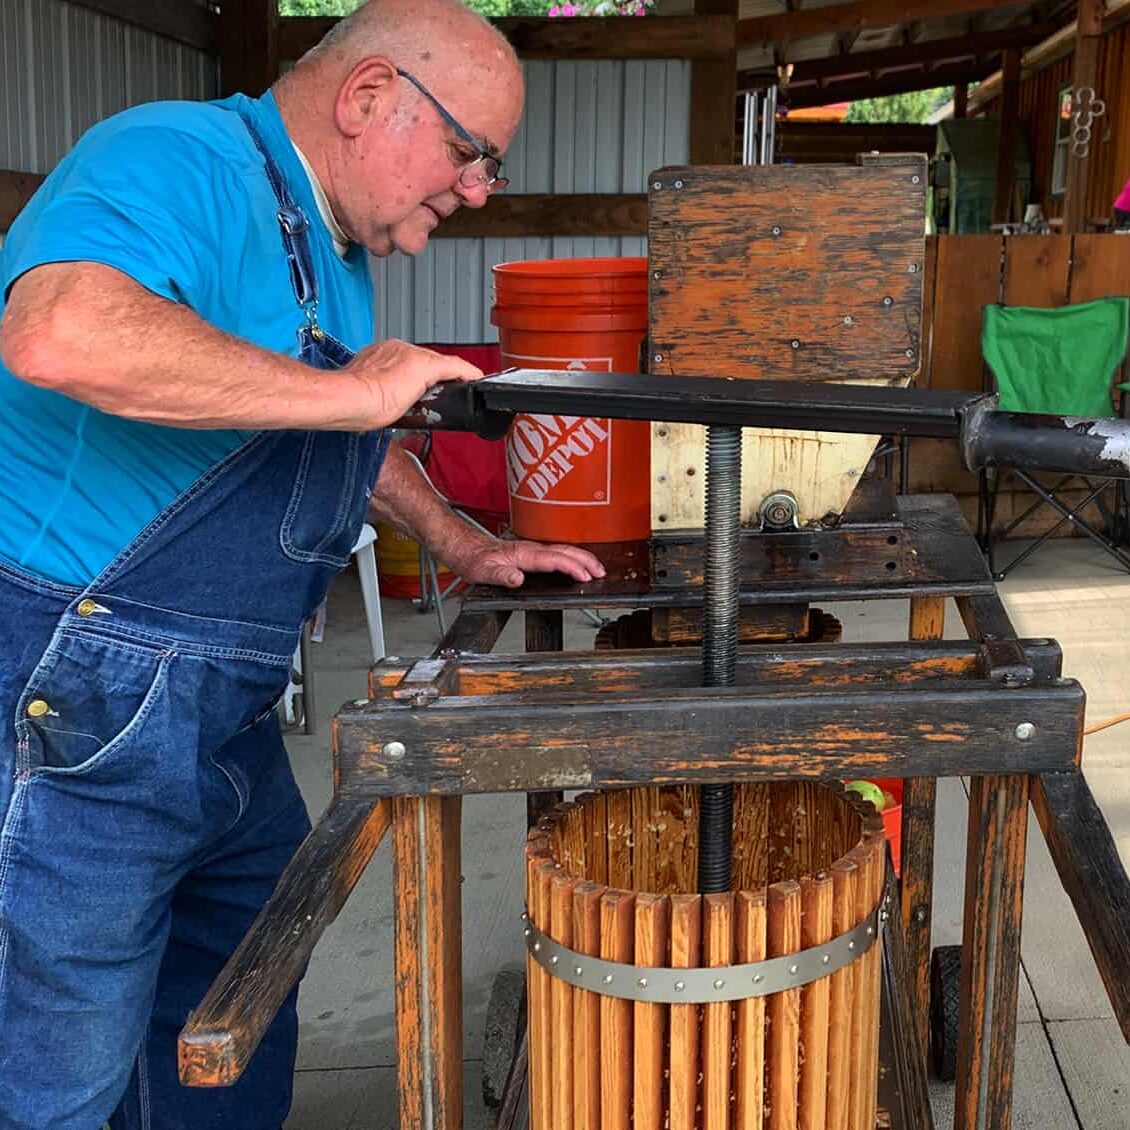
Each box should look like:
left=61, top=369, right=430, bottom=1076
left=395, top=68, right=509, bottom=191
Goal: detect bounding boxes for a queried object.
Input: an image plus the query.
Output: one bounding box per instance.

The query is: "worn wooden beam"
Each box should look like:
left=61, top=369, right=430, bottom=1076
left=63, top=0, right=217, bottom=52
left=178, top=795, right=391, bottom=1086
left=220, top=0, right=280, bottom=98
left=690, top=0, right=739, bottom=166
left=954, top=774, right=1030, bottom=1130
left=738, top=23, right=1054, bottom=89
left=435, top=193, right=646, bottom=239
left=738, top=0, right=1023, bottom=48
left=1062, top=0, right=1103, bottom=235
left=393, top=796, right=463, bottom=1130
left=499, top=13, right=733, bottom=58
left=784, top=60, right=991, bottom=108
left=0, top=170, right=46, bottom=233
left=335, top=678, right=1085, bottom=796
left=1032, top=769, right=1130, bottom=1043
left=992, top=47, right=1021, bottom=225
left=279, top=13, right=734, bottom=61
left=900, top=596, right=945, bottom=1061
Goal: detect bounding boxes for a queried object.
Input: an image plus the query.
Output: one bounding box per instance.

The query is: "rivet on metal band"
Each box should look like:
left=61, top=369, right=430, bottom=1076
left=524, top=885, right=888, bottom=1004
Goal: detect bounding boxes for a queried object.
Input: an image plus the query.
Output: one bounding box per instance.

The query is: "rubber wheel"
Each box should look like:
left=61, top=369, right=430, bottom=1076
left=930, top=944, right=962, bottom=1082
left=482, top=967, right=527, bottom=1108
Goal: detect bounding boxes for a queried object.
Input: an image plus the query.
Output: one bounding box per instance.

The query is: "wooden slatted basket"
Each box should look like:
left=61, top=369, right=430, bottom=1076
left=524, top=783, right=888, bottom=1130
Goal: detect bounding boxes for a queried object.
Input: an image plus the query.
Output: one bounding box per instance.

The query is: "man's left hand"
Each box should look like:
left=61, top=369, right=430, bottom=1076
left=456, top=538, right=606, bottom=589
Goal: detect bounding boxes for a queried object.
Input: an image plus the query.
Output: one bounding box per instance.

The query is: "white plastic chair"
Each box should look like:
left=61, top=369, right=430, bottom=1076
left=282, top=523, right=385, bottom=734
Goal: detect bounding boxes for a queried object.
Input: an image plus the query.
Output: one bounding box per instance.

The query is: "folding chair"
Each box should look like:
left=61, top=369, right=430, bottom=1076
left=976, top=296, right=1130, bottom=579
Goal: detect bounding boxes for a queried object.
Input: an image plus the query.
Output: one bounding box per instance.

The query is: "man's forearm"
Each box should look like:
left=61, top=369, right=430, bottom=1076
left=369, top=443, right=495, bottom=570
left=0, top=263, right=374, bottom=431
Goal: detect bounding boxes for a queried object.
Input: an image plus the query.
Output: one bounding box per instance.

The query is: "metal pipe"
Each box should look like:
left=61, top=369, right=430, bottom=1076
left=742, top=91, right=758, bottom=166
left=962, top=396, right=1130, bottom=480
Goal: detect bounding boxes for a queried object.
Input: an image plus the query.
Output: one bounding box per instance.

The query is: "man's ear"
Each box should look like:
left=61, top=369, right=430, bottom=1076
left=335, top=56, right=399, bottom=138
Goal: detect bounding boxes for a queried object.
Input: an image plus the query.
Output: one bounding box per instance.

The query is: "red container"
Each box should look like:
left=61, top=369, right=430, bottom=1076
left=492, top=258, right=651, bottom=544
left=871, top=778, right=904, bottom=876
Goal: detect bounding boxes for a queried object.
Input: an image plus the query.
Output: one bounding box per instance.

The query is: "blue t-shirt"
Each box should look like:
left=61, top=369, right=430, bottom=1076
left=0, top=92, right=375, bottom=585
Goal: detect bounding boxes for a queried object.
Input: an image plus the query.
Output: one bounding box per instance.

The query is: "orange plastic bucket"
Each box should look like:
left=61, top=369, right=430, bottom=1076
left=374, top=521, right=455, bottom=600
left=492, top=257, right=651, bottom=544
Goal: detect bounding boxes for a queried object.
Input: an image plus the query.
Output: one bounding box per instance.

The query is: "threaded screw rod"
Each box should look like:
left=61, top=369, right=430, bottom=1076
left=698, top=424, right=742, bottom=894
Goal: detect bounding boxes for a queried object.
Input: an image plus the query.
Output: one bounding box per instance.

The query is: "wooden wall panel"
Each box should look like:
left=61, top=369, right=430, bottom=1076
left=1070, top=234, right=1130, bottom=302
left=1001, top=234, right=1071, bottom=307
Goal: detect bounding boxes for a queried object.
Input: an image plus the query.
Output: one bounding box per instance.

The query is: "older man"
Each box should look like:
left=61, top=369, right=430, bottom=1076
left=0, top=2, right=601, bottom=1126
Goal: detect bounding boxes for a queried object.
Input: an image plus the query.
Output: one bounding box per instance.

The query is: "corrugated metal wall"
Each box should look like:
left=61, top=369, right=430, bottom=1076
left=0, top=0, right=218, bottom=172
left=372, top=58, right=692, bottom=344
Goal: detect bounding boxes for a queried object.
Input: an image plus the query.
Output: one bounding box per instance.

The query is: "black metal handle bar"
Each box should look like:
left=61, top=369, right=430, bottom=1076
left=395, top=371, right=1130, bottom=482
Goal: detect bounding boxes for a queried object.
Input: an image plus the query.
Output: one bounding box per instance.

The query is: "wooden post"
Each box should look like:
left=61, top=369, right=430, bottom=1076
left=219, top=0, right=280, bottom=98
left=526, top=610, right=565, bottom=827
left=393, top=796, right=464, bottom=1130
left=1063, top=0, right=1104, bottom=235
left=953, top=82, right=969, bottom=119
left=954, top=775, right=1030, bottom=1130
left=900, top=596, right=945, bottom=1056
left=992, top=48, right=1021, bottom=226
left=690, top=0, right=738, bottom=164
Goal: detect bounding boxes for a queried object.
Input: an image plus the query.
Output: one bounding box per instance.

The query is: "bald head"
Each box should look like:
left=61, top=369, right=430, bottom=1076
left=278, top=0, right=522, bottom=154
left=274, top=0, right=523, bottom=258
left=309, top=0, right=516, bottom=82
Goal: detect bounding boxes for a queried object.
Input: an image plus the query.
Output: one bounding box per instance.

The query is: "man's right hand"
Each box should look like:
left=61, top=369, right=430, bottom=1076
left=342, top=339, right=484, bottom=430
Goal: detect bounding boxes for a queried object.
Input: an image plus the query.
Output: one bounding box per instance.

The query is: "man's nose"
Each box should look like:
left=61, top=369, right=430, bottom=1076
left=453, top=179, right=491, bottom=209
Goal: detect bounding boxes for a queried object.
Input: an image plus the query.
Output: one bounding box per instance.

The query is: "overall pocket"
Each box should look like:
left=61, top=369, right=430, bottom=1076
left=15, top=630, right=173, bottom=777
left=279, top=429, right=365, bottom=567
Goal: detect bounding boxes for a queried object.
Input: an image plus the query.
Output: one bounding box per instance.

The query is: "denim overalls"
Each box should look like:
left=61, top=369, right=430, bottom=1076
left=0, top=114, right=387, bottom=1129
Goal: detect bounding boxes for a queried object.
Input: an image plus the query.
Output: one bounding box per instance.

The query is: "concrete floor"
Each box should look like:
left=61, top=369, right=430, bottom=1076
left=282, top=536, right=1130, bottom=1130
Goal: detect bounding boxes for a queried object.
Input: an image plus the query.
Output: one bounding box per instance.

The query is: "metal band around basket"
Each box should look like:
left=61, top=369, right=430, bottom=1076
left=523, top=890, right=890, bottom=1005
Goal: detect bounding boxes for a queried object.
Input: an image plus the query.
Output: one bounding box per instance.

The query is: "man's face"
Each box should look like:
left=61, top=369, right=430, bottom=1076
left=336, top=62, right=523, bottom=258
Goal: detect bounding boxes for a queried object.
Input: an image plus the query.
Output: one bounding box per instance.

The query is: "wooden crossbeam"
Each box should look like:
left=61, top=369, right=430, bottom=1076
left=783, top=60, right=992, bottom=108
left=435, top=193, right=646, bottom=239
left=63, top=0, right=218, bottom=52
left=738, top=23, right=1054, bottom=89
left=737, top=0, right=1025, bottom=48
left=0, top=170, right=46, bottom=233
left=280, top=14, right=733, bottom=61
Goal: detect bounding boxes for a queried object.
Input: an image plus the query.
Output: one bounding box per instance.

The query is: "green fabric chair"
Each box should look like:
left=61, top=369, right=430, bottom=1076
left=977, top=296, right=1130, bottom=579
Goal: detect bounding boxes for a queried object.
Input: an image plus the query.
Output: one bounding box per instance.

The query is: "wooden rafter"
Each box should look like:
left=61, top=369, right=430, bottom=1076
left=279, top=14, right=734, bottom=61
left=737, top=0, right=1027, bottom=48
left=60, top=0, right=217, bottom=52
left=739, top=23, right=1053, bottom=89
left=783, top=59, right=990, bottom=107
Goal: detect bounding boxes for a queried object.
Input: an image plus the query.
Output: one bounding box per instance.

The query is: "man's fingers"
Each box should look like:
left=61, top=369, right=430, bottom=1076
left=505, top=542, right=604, bottom=582
left=533, top=543, right=606, bottom=578
left=420, top=353, right=482, bottom=386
